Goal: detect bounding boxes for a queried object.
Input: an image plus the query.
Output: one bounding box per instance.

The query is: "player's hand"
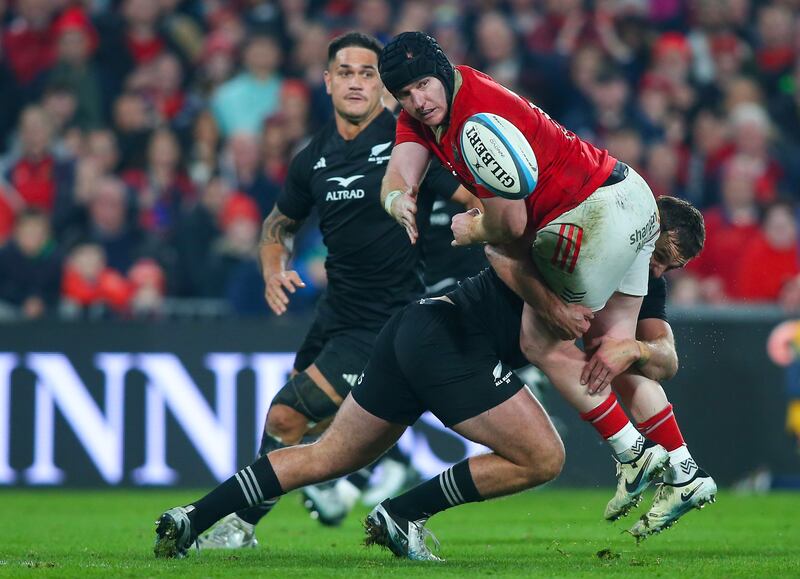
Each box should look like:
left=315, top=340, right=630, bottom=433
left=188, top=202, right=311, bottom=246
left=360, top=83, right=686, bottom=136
left=264, top=270, right=305, bottom=315
left=451, top=207, right=481, bottom=246
left=540, top=298, right=593, bottom=341
left=581, top=336, right=640, bottom=393
left=390, top=185, right=419, bottom=244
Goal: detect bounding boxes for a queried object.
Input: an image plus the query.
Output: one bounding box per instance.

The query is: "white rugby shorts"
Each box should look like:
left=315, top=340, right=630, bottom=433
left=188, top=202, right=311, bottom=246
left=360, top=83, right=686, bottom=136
left=531, top=166, right=658, bottom=312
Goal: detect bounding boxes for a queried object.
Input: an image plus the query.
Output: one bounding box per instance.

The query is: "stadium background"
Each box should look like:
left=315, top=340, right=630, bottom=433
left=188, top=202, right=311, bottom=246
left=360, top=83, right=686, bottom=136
left=0, top=0, right=798, bottom=495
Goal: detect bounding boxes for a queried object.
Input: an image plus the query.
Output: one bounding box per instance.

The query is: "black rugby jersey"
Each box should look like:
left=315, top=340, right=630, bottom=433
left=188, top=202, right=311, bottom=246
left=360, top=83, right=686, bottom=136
left=421, top=195, right=489, bottom=295
left=277, top=108, right=458, bottom=332
left=448, top=269, right=669, bottom=369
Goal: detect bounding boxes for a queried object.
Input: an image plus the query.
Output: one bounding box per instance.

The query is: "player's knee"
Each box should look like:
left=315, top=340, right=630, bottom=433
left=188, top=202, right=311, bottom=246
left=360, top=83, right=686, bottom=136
left=520, top=441, right=565, bottom=487
left=522, top=337, right=576, bottom=371
left=538, top=442, right=565, bottom=483
left=266, top=372, right=341, bottom=444
left=519, top=332, right=547, bottom=364
left=266, top=404, right=308, bottom=445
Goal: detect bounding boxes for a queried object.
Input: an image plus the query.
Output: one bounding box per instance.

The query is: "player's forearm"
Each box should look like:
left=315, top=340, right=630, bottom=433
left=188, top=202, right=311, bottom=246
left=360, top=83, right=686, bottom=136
left=467, top=213, right=518, bottom=245
left=381, top=169, right=408, bottom=213
left=381, top=175, right=408, bottom=215
left=485, top=242, right=557, bottom=311
left=259, top=207, right=300, bottom=276
left=634, top=337, right=679, bottom=382
left=471, top=196, right=527, bottom=245
left=259, top=242, right=290, bottom=277
left=382, top=142, right=431, bottom=211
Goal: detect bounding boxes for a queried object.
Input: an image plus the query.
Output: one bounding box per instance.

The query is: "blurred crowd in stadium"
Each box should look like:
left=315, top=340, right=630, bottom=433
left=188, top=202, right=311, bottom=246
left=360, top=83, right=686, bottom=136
left=0, top=0, right=799, bottom=320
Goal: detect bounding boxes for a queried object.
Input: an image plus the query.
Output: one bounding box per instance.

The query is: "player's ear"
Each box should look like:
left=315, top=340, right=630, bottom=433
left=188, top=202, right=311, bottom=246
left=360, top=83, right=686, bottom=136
left=323, top=70, right=332, bottom=95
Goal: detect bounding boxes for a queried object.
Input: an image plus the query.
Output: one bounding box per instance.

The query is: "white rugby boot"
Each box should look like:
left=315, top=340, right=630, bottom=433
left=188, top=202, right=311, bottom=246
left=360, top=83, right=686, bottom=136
left=196, top=513, right=259, bottom=550
left=605, top=440, right=669, bottom=521
left=629, top=469, right=717, bottom=540
left=364, top=501, right=443, bottom=562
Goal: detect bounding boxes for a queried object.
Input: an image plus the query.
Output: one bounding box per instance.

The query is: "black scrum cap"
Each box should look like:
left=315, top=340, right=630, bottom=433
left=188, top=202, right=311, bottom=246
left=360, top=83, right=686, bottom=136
left=379, top=32, right=455, bottom=102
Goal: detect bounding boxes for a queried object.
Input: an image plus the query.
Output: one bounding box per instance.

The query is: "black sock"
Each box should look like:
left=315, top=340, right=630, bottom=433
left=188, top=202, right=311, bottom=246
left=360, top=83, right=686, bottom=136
left=189, top=454, right=283, bottom=535
left=346, top=465, right=375, bottom=491
left=385, top=444, right=410, bottom=466
left=386, top=459, right=482, bottom=522
left=236, top=431, right=285, bottom=525
left=236, top=497, right=280, bottom=525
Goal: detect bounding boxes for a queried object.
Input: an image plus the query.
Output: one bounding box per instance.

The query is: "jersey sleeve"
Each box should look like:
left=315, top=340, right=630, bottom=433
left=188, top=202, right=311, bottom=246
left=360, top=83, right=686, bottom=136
left=471, top=183, right=498, bottom=199
left=276, top=147, right=313, bottom=221
left=638, top=275, right=668, bottom=321
left=396, top=110, right=431, bottom=149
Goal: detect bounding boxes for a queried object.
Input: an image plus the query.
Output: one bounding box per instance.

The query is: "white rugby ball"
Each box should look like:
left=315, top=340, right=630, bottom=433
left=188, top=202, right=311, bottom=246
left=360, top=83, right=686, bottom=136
left=459, top=113, right=538, bottom=200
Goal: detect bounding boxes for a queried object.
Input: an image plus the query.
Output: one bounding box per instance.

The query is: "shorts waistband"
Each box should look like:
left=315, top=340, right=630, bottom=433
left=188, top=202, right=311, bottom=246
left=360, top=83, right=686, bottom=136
left=601, top=160, right=629, bottom=188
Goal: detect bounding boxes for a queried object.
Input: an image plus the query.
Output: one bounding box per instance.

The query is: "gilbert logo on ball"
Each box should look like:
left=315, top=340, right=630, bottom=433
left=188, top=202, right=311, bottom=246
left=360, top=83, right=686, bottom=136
left=459, top=113, right=538, bottom=200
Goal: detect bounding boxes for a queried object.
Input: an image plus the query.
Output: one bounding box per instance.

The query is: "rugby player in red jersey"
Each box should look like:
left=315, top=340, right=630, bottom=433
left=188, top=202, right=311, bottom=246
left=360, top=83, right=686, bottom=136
left=378, top=32, right=715, bottom=531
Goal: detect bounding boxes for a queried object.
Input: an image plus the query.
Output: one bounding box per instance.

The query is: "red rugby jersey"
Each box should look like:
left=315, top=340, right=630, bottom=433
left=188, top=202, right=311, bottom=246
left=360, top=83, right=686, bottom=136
left=396, top=66, right=616, bottom=229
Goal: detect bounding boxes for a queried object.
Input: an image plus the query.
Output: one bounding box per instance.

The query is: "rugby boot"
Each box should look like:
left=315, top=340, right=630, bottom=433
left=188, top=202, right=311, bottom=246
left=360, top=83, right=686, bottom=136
left=196, top=513, right=259, bottom=550
left=154, top=506, right=197, bottom=559
left=364, top=500, right=443, bottom=562
left=605, top=440, right=669, bottom=521
left=629, top=469, right=717, bottom=540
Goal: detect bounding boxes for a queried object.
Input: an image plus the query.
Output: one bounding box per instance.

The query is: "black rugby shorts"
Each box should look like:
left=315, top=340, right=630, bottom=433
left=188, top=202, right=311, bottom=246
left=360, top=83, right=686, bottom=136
left=352, top=299, right=523, bottom=427
left=294, top=299, right=377, bottom=398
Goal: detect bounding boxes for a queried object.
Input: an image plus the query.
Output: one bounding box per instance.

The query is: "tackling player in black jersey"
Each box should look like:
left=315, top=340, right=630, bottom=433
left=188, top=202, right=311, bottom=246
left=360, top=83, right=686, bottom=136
left=191, top=32, right=463, bottom=549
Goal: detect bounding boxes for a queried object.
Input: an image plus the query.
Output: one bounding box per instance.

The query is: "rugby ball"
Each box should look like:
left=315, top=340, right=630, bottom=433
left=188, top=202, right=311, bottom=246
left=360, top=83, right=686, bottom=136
left=459, top=113, right=538, bottom=200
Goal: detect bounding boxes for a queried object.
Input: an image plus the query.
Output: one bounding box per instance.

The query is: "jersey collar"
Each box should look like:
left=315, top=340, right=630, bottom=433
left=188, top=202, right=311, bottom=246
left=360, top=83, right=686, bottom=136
left=432, top=68, right=463, bottom=144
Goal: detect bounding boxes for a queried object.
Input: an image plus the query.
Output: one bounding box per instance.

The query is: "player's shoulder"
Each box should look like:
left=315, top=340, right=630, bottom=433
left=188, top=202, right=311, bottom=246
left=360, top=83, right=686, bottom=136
left=456, top=65, right=496, bottom=85
left=288, top=123, right=334, bottom=173
left=639, top=274, right=668, bottom=322
left=363, top=109, right=398, bottom=147
left=647, top=274, right=667, bottom=296
left=454, top=66, right=530, bottom=117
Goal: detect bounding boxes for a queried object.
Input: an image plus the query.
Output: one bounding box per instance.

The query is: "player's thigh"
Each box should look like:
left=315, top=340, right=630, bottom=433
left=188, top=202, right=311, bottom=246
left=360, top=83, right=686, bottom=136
left=317, top=395, right=406, bottom=461
left=452, top=387, right=563, bottom=468
left=584, top=292, right=643, bottom=344
left=312, top=328, right=376, bottom=400
left=294, top=315, right=327, bottom=373
left=271, top=327, right=377, bottom=429
left=519, top=303, right=584, bottom=370
left=531, top=167, right=658, bottom=311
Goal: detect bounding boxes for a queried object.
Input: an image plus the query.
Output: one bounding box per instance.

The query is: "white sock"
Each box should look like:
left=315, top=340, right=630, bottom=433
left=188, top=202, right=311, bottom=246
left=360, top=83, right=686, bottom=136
left=334, top=479, right=361, bottom=510
left=607, top=422, right=645, bottom=463
left=666, top=445, right=698, bottom=484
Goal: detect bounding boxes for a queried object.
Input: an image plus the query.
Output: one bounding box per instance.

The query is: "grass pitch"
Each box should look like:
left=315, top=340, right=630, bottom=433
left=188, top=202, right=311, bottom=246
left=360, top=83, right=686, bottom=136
left=0, top=488, right=798, bottom=578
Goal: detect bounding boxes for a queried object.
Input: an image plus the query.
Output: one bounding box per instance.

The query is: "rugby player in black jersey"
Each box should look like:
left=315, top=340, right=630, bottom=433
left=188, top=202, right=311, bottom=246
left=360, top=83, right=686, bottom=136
left=187, top=32, right=465, bottom=549
left=421, top=194, right=489, bottom=296
left=153, top=198, right=713, bottom=560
